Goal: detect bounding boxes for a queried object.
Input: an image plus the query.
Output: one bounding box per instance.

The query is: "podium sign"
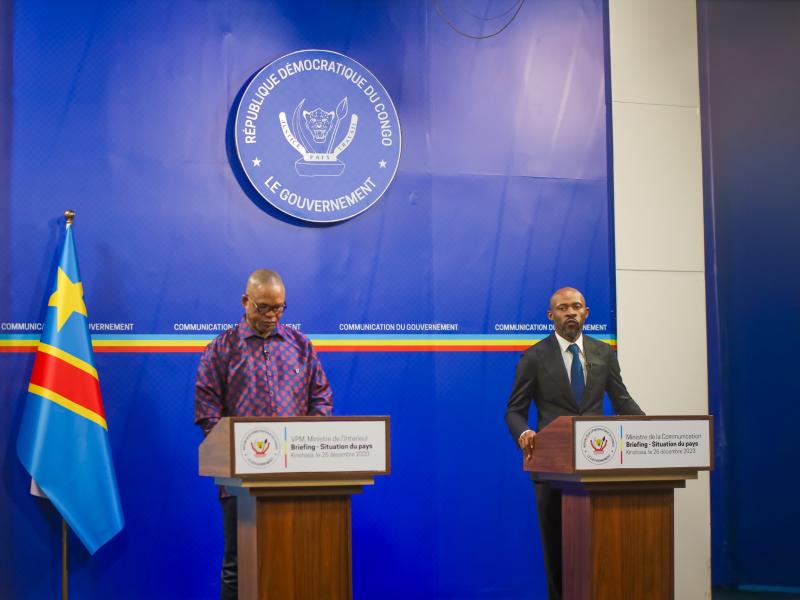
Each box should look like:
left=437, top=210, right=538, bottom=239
left=573, top=417, right=711, bottom=470
left=232, top=418, right=388, bottom=475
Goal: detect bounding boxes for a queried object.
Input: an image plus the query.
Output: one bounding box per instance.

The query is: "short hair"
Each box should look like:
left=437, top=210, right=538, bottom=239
left=246, top=269, right=284, bottom=290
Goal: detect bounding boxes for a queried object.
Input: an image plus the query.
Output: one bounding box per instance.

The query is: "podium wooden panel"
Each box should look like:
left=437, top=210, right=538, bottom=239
left=200, top=417, right=390, bottom=600
left=526, top=415, right=712, bottom=600
left=232, top=480, right=359, bottom=600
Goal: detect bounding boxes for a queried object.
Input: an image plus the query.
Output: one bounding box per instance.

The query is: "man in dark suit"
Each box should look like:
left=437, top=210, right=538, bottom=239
left=504, top=287, right=644, bottom=600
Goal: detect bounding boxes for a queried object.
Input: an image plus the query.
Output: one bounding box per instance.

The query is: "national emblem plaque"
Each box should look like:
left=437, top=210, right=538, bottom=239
left=234, top=49, right=402, bottom=223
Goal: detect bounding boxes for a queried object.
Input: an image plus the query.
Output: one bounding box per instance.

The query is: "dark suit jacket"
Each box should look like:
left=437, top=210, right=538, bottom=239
left=504, top=333, right=644, bottom=440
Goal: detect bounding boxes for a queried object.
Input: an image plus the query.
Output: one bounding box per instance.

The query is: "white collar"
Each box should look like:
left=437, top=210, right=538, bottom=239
left=555, top=331, right=584, bottom=354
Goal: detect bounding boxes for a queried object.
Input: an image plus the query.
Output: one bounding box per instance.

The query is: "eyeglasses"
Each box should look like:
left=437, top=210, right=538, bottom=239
left=246, top=297, right=287, bottom=315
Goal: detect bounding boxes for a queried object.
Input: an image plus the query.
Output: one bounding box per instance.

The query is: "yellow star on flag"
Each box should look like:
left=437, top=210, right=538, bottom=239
left=48, top=267, right=88, bottom=331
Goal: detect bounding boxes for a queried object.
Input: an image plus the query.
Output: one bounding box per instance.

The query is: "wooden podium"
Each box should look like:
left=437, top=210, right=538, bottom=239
left=526, top=415, right=713, bottom=600
left=199, top=416, right=390, bottom=600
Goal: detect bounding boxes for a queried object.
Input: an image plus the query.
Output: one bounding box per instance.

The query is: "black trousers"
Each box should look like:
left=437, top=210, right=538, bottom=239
left=535, top=482, right=562, bottom=600
left=220, top=496, right=238, bottom=600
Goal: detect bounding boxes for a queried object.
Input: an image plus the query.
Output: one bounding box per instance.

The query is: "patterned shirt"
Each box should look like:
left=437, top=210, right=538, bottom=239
left=194, top=317, right=332, bottom=436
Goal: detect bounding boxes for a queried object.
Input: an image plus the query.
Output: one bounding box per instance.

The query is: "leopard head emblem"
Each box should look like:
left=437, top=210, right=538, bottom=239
left=302, top=108, right=335, bottom=143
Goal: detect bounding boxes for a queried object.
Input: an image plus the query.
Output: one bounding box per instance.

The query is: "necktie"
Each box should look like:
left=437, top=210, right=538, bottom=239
left=567, top=343, right=585, bottom=406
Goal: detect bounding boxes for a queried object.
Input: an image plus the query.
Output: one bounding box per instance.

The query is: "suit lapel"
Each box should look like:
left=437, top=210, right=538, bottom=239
left=541, top=334, right=576, bottom=408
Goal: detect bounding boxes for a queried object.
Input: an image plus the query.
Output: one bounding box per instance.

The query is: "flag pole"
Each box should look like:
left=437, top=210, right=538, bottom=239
left=62, top=518, right=68, bottom=600
left=61, top=209, right=72, bottom=600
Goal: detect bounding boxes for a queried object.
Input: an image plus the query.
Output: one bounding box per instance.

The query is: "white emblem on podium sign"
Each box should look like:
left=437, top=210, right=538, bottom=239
left=580, top=425, right=618, bottom=465
left=241, top=428, right=280, bottom=468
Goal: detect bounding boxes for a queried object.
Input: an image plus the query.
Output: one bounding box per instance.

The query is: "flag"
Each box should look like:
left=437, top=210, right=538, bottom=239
left=17, top=222, right=124, bottom=554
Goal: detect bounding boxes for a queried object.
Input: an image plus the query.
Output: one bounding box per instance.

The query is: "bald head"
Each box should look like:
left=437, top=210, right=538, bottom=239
left=547, top=287, right=589, bottom=342
left=548, top=287, right=585, bottom=311
left=246, top=269, right=284, bottom=293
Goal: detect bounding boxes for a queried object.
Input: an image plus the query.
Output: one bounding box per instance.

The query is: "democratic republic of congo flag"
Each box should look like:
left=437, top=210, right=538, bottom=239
left=17, top=222, right=124, bottom=554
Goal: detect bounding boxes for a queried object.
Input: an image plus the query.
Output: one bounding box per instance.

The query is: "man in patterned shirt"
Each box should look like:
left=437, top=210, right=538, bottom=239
left=195, top=269, right=332, bottom=600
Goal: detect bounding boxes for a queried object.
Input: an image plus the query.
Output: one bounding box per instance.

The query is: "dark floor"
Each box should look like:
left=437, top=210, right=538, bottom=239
left=713, top=589, right=800, bottom=600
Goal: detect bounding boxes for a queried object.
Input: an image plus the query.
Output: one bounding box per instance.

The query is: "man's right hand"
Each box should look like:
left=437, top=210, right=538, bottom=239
left=518, top=430, right=536, bottom=462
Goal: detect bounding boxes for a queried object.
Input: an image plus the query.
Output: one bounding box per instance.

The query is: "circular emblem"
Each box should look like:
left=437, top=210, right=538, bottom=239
left=234, top=49, right=402, bottom=223
left=241, top=428, right=281, bottom=469
left=580, top=426, right=617, bottom=465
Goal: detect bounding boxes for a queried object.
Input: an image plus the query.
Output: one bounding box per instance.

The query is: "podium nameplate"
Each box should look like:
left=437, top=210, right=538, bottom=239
left=234, top=418, right=388, bottom=475
left=574, top=417, right=712, bottom=471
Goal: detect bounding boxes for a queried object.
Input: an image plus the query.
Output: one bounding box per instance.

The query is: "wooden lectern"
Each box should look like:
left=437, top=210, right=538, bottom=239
left=526, top=415, right=712, bottom=600
left=199, top=416, right=390, bottom=600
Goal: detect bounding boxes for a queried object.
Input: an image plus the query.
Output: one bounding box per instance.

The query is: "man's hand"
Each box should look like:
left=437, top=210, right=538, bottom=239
left=518, top=430, right=536, bottom=462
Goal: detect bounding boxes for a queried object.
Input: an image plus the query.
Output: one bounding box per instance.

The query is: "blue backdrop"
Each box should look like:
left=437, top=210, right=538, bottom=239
left=699, top=0, right=800, bottom=592
left=0, top=2, right=615, bottom=598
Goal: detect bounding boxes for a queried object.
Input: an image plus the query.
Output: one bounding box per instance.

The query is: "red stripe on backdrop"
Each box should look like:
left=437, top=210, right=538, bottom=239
left=92, top=346, right=205, bottom=353
left=28, top=351, right=105, bottom=419
left=27, top=344, right=539, bottom=353
left=316, top=344, right=534, bottom=352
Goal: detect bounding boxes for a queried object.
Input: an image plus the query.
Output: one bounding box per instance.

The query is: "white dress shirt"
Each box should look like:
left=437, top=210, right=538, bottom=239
left=554, top=331, right=586, bottom=384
